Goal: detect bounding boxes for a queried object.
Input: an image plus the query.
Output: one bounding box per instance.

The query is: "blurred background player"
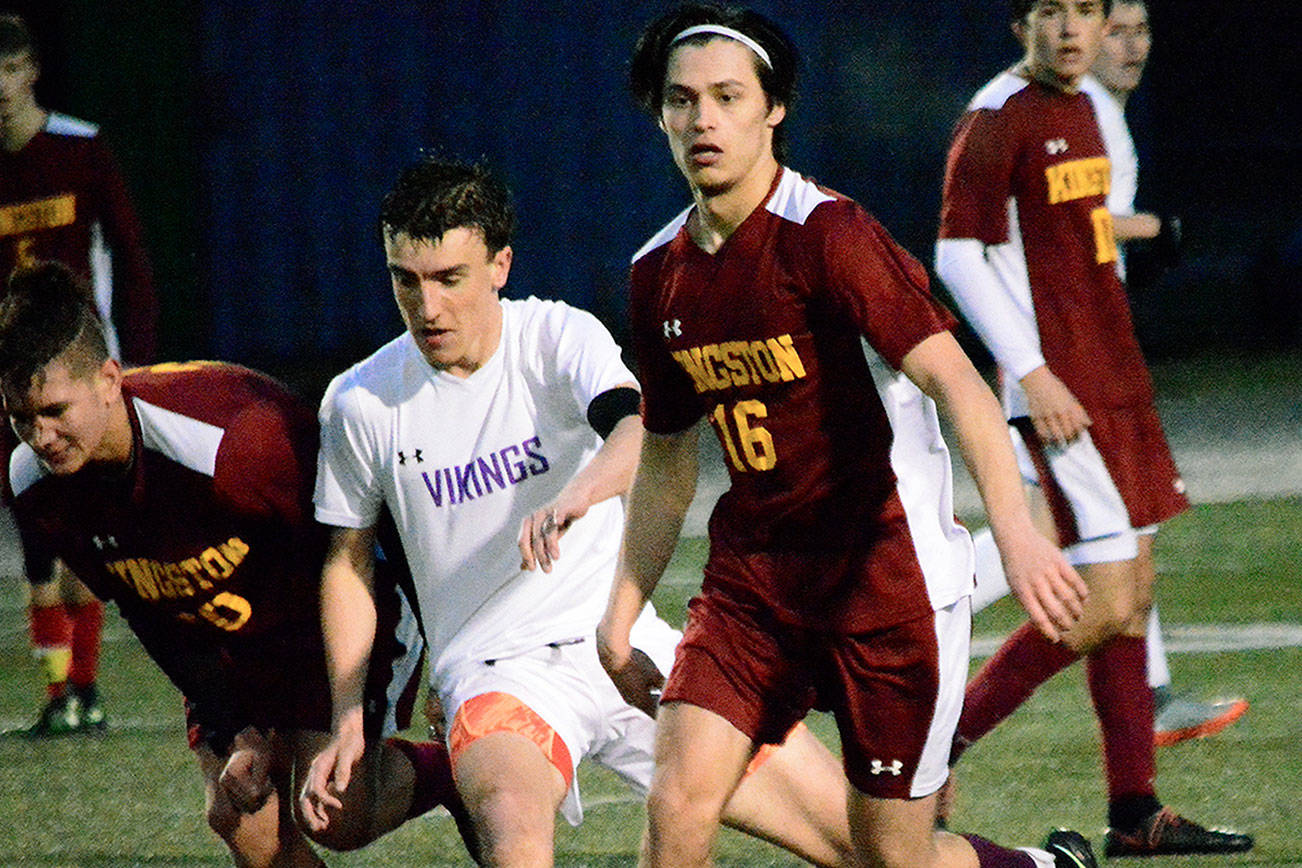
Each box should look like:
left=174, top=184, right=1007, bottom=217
left=964, top=0, right=1248, bottom=748
left=934, top=0, right=1252, bottom=856
left=305, top=155, right=874, bottom=867
left=0, top=262, right=466, bottom=867
left=599, top=5, right=1098, bottom=867
left=1, top=12, right=158, bottom=736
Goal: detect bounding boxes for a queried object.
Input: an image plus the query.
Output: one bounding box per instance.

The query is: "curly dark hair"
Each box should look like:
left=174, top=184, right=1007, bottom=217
left=379, top=155, right=517, bottom=254
left=629, top=3, right=798, bottom=161
left=0, top=262, right=109, bottom=395
left=1010, top=0, right=1112, bottom=22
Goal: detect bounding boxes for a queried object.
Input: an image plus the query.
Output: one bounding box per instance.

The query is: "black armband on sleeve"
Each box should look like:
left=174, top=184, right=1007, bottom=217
left=586, top=387, right=641, bottom=439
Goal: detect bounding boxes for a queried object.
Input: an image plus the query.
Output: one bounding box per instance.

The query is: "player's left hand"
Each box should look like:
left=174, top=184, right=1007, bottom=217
left=219, top=726, right=276, bottom=814
left=1000, top=526, right=1089, bottom=643
left=519, top=496, right=586, bottom=573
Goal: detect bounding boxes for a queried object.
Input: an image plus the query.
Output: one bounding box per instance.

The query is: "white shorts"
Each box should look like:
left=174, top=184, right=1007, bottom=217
left=1009, top=425, right=1155, bottom=566
left=435, top=605, right=680, bottom=826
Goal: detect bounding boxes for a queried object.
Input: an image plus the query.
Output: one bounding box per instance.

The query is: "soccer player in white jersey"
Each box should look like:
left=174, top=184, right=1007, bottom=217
left=964, top=0, right=1248, bottom=748
left=302, top=156, right=895, bottom=866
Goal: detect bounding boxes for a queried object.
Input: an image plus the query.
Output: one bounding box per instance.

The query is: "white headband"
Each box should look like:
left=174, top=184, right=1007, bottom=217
left=669, top=24, right=773, bottom=69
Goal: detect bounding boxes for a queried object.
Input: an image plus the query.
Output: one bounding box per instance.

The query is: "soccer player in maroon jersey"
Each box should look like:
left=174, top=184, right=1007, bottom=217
left=934, top=0, right=1252, bottom=856
left=0, top=262, right=471, bottom=867
left=597, top=5, right=1097, bottom=867
left=2, top=12, right=158, bottom=737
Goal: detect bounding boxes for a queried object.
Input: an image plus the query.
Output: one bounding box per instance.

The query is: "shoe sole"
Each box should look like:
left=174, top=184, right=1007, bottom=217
left=1155, top=699, right=1248, bottom=747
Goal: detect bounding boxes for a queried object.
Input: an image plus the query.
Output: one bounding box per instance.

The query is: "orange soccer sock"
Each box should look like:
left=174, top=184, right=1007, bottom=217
left=67, top=599, right=104, bottom=689
left=29, top=603, right=73, bottom=698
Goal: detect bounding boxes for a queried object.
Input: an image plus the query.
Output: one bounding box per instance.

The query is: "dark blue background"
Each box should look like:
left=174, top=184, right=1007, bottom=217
left=8, top=1, right=1302, bottom=385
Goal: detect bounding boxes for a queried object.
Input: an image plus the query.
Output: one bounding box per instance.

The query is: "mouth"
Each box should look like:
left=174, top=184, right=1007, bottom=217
left=688, top=142, right=723, bottom=166
left=419, top=325, right=452, bottom=347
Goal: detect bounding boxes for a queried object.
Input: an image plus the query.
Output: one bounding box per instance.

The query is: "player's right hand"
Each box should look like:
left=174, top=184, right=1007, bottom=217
left=1000, top=526, right=1088, bottom=643
left=299, top=714, right=365, bottom=832
left=1020, top=366, right=1091, bottom=446
left=596, top=627, right=665, bottom=718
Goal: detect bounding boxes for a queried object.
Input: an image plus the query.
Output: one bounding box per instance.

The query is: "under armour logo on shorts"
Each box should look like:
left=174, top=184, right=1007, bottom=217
left=869, top=759, right=903, bottom=776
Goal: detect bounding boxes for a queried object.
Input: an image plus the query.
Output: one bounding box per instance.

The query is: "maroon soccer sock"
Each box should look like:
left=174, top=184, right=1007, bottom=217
left=29, top=603, right=73, bottom=698
left=385, top=737, right=461, bottom=820
left=954, top=622, right=1080, bottom=761
left=1086, top=635, right=1158, bottom=805
left=964, top=835, right=1038, bottom=866
left=68, top=599, right=104, bottom=688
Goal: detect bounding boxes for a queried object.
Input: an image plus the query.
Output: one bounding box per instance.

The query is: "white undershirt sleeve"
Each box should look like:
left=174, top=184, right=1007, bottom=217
left=934, top=237, right=1045, bottom=381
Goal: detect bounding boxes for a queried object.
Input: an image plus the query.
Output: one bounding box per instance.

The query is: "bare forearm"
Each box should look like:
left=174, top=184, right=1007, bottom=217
left=605, top=428, right=698, bottom=638
left=319, top=530, right=377, bottom=730
left=1112, top=212, right=1161, bottom=242
left=561, top=415, right=643, bottom=509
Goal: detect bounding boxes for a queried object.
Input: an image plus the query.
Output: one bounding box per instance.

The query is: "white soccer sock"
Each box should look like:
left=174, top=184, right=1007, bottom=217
left=1018, top=846, right=1057, bottom=867
left=971, top=527, right=1013, bottom=613
left=1146, top=605, right=1170, bottom=689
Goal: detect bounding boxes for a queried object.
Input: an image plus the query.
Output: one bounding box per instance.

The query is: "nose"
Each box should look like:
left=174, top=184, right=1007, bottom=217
left=29, top=417, right=58, bottom=450
left=418, top=282, right=446, bottom=322
left=691, top=98, right=718, bottom=131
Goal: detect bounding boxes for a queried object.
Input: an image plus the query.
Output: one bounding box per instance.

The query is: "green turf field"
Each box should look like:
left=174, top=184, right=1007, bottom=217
left=1, top=498, right=1298, bottom=866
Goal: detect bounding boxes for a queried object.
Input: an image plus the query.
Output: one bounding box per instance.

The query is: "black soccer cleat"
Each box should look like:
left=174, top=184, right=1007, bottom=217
left=1043, top=828, right=1098, bottom=868
left=1104, top=807, right=1253, bottom=857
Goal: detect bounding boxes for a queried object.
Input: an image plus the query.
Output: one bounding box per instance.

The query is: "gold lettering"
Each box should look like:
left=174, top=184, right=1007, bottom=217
left=672, top=348, right=716, bottom=393
left=766, top=335, right=806, bottom=381
left=1044, top=157, right=1111, bottom=204
left=748, top=341, right=782, bottom=382
left=0, top=195, right=76, bottom=237
left=721, top=342, right=752, bottom=387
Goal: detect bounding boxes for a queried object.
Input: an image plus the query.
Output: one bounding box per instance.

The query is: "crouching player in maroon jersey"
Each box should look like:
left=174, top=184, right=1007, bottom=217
left=0, top=262, right=471, bottom=867
left=598, top=5, right=1097, bottom=867
left=933, top=0, right=1252, bottom=857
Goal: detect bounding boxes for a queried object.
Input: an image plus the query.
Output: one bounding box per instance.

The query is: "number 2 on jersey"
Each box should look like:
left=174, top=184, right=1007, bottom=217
left=710, top=399, right=776, bottom=472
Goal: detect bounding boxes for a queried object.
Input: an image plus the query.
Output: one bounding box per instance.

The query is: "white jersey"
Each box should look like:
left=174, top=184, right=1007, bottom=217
left=1080, top=74, right=1138, bottom=217
left=1081, top=74, right=1138, bottom=279
left=315, top=297, right=635, bottom=684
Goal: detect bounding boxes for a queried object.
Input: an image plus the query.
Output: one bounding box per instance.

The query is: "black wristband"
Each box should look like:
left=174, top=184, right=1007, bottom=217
left=586, top=387, right=641, bottom=439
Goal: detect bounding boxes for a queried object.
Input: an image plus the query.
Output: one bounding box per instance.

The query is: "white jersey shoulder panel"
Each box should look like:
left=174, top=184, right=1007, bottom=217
left=44, top=112, right=99, bottom=137
left=133, top=397, right=225, bottom=478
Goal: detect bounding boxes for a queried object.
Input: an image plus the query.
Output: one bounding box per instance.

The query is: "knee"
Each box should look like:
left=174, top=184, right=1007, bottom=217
left=645, top=778, right=722, bottom=841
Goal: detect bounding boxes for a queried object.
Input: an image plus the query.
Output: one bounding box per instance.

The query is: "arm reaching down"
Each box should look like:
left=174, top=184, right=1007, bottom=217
left=900, top=332, right=1088, bottom=641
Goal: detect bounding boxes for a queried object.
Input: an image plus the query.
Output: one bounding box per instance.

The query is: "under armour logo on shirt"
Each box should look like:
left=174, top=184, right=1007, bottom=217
left=869, top=759, right=903, bottom=776
left=1045, top=138, right=1069, bottom=155
left=398, top=449, right=424, bottom=465
left=663, top=319, right=682, bottom=338
left=91, top=535, right=119, bottom=551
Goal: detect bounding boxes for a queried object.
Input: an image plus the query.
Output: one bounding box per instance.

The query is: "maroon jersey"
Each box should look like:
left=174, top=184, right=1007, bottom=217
left=631, top=168, right=971, bottom=632
left=0, top=113, right=157, bottom=362
left=938, top=72, right=1152, bottom=411
left=6, top=362, right=325, bottom=737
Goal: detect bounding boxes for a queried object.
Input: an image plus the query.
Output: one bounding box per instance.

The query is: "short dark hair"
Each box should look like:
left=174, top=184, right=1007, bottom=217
left=0, top=13, right=38, bottom=63
left=378, top=156, right=517, bottom=255
left=629, top=3, right=798, bottom=161
left=1010, top=0, right=1113, bottom=22
left=0, top=262, right=109, bottom=395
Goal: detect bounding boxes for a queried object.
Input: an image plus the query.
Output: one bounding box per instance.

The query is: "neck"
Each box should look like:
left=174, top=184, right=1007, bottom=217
left=97, top=399, right=135, bottom=467
left=1020, top=61, right=1080, bottom=94
left=688, top=156, right=781, bottom=253
left=1, top=105, right=46, bottom=153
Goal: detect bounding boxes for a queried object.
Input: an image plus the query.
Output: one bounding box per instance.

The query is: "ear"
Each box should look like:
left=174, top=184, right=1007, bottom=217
left=767, top=101, right=787, bottom=128
left=1012, top=20, right=1027, bottom=47
left=96, top=358, right=123, bottom=403
left=490, top=245, right=513, bottom=292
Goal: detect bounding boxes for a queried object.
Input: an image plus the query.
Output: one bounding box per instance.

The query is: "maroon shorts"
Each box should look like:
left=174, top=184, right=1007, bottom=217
left=661, top=591, right=943, bottom=798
